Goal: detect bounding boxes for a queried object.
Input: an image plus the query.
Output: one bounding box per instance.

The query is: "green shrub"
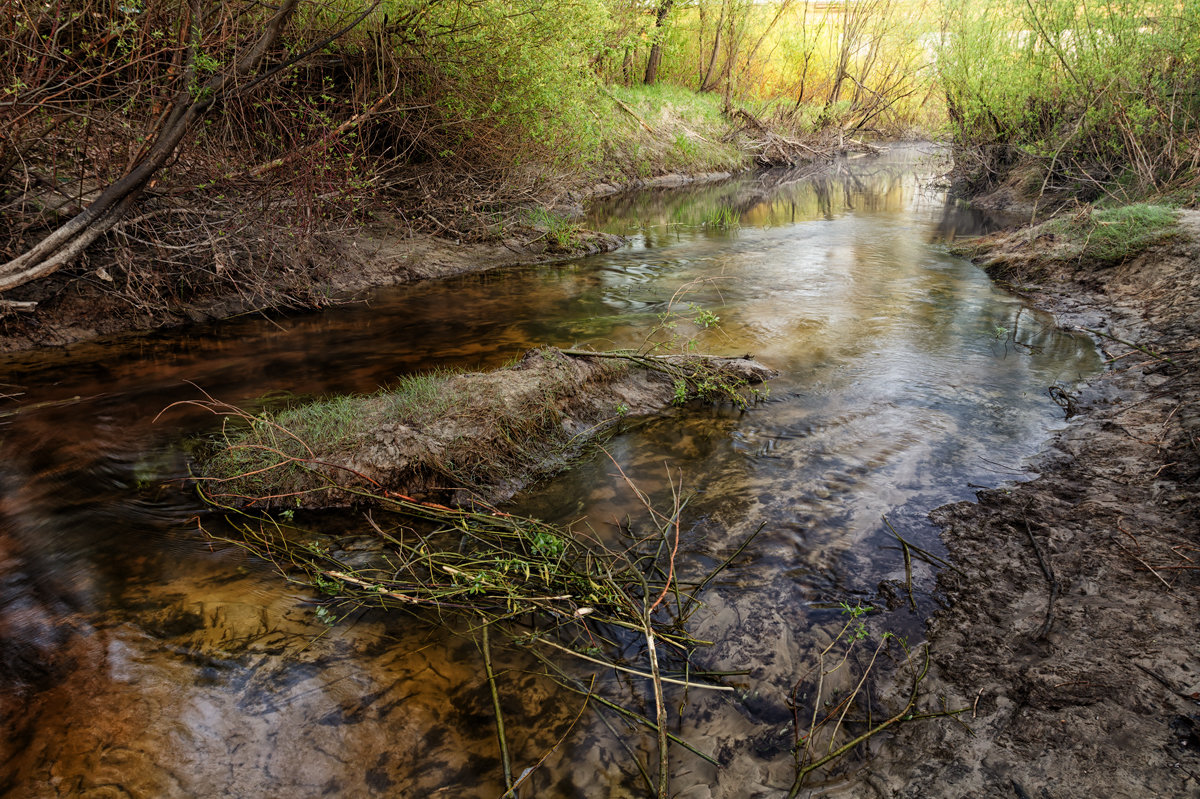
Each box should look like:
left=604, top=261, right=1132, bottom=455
left=937, top=0, right=1200, bottom=195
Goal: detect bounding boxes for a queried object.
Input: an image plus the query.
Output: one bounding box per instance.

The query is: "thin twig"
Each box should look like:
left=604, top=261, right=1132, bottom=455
left=1080, top=327, right=1177, bottom=367
left=481, top=622, right=514, bottom=795
left=787, top=645, right=931, bottom=797
left=1019, top=517, right=1059, bottom=640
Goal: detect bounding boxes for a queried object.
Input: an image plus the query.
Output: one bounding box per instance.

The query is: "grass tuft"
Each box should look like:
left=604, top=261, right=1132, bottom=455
left=1045, top=204, right=1180, bottom=265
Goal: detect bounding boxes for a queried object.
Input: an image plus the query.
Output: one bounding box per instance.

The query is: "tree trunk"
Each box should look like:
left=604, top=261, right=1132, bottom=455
left=699, top=2, right=726, bottom=92
left=643, top=0, right=674, bottom=85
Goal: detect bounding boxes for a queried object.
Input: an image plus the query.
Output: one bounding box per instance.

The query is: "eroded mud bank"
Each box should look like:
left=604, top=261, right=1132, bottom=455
left=195, top=347, right=774, bottom=509
left=872, top=212, right=1200, bottom=797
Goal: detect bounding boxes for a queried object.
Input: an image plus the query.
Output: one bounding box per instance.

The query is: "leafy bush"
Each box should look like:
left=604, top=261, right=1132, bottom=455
left=937, top=0, right=1200, bottom=195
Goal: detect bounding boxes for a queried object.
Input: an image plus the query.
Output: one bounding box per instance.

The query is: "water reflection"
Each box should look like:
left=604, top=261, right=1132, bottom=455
left=0, top=146, right=1099, bottom=797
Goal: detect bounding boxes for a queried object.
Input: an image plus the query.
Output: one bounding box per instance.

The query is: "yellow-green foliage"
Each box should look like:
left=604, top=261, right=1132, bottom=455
left=402, top=0, right=610, bottom=168
left=305, top=0, right=613, bottom=171
left=598, top=0, right=940, bottom=136
left=1045, top=203, right=1179, bottom=264
left=595, top=84, right=745, bottom=178
left=937, top=0, right=1200, bottom=193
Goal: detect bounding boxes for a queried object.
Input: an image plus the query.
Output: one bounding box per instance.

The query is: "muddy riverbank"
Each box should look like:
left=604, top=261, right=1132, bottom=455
left=868, top=211, right=1200, bottom=797
left=0, top=221, right=625, bottom=354
left=195, top=346, right=773, bottom=509
left=0, top=149, right=1138, bottom=798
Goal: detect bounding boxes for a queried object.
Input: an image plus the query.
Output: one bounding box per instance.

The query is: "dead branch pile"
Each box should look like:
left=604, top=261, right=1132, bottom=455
left=727, top=109, right=884, bottom=168
left=198, top=424, right=764, bottom=797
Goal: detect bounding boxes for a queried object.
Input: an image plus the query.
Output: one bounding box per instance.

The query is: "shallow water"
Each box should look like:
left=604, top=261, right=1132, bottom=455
left=0, top=147, right=1099, bottom=797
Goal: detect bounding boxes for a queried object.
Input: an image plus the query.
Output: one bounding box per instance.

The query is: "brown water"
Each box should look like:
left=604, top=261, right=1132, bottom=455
left=0, top=147, right=1099, bottom=798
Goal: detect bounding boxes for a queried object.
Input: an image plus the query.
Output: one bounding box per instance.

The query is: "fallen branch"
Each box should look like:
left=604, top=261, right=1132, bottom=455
left=1019, top=516, right=1059, bottom=640
left=787, top=644, right=932, bottom=797
left=0, top=299, right=38, bottom=312
left=1079, top=327, right=1177, bottom=367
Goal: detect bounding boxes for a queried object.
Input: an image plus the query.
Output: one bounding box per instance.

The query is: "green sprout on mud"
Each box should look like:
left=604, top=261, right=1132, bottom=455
left=672, top=379, right=690, bottom=406
left=839, top=601, right=874, bottom=640
left=525, top=208, right=579, bottom=251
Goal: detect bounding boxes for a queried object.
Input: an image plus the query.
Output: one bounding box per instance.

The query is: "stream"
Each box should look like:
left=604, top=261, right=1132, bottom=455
left=0, top=146, right=1101, bottom=798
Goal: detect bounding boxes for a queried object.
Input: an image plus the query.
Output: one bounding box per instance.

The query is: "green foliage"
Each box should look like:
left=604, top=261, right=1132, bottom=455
left=370, top=0, right=611, bottom=171
left=937, top=0, right=1200, bottom=194
left=1044, top=203, right=1179, bottom=264
left=593, top=83, right=745, bottom=179
left=524, top=209, right=579, bottom=251
left=672, top=379, right=690, bottom=406
left=839, top=601, right=874, bottom=640
left=689, top=303, right=720, bottom=328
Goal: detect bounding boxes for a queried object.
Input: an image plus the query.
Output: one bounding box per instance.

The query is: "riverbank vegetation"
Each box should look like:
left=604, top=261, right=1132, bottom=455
left=4, top=0, right=1193, bottom=320
left=3, top=0, right=1197, bottom=284
left=190, top=346, right=772, bottom=508
left=938, top=0, right=1200, bottom=205
left=0, top=0, right=941, bottom=311
left=185, top=345, right=774, bottom=796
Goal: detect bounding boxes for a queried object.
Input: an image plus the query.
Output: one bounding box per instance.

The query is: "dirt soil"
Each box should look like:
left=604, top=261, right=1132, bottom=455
left=197, top=347, right=774, bottom=510
left=0, top=164, right=774, bottom=355
left=867, top=211, right=1200, bottom=797
left=0, top=220, right=623, bottom=354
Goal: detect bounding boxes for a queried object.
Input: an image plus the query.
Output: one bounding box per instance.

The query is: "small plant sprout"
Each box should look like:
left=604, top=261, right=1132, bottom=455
left=314, top=573, right=343, bottom=596
left=690, top=303, right=720, bottom=328
left=529, top=530, right=566, bottom=558
left=672, top=379, right=690, bottom=405
left=839, top=600, right=874, bottom=640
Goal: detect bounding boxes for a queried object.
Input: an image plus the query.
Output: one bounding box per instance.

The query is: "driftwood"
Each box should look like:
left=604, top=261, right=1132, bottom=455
left=729, top=107, right=884, bottom=167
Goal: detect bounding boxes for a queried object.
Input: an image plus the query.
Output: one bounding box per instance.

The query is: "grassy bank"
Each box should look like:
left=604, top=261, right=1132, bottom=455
left=955, top=202, right=1182, bottom=290
left=593, top=85, right=747, bottom=182
left=194, top=347, right=772, bottom=508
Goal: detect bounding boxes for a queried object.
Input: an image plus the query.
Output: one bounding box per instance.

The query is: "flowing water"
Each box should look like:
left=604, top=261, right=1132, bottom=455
left=0, top=147, right=1099, bottom=798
